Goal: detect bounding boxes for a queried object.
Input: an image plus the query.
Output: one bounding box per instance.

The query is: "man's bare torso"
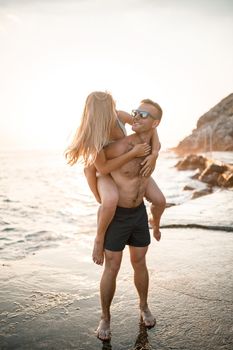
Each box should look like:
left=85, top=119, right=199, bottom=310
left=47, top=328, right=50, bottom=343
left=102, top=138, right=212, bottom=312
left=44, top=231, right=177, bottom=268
left=104, top=135, right=150, bottom=208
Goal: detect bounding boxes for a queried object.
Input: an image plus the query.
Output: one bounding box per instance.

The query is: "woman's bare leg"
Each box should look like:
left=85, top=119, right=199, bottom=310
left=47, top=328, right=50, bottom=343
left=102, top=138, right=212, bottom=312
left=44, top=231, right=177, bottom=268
left=92, top=175, right=119, bottom=265
left=145, top=177, right=166, bottom=241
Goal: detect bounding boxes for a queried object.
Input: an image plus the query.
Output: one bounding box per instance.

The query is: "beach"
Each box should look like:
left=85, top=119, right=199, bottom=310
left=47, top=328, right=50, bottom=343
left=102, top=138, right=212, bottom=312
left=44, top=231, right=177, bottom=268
left=1, top=224, right=233, bottom=349
left=1, top=151, right=233, bottom=349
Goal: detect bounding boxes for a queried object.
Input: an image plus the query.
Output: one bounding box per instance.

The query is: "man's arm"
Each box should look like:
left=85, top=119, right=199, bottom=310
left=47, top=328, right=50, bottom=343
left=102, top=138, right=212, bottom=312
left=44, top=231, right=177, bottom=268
left=94, top=143, right=151, bottom=175
left=140, top=128, right=161, bottom=176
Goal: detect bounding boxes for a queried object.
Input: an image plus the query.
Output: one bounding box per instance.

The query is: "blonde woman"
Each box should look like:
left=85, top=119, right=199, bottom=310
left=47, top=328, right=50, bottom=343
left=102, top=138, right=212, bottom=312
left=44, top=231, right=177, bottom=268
left=65, top=91, right=166, bottom=265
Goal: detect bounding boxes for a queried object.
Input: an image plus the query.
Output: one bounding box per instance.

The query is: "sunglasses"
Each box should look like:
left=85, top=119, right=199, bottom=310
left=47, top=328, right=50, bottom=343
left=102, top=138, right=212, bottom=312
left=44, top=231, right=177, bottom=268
left=131, top=109, right=158, bottom=120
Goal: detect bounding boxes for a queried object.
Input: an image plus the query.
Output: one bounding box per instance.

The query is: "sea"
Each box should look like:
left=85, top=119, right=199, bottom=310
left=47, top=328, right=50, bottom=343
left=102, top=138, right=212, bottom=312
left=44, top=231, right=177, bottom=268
left=1, top=150, right=232, bottom=261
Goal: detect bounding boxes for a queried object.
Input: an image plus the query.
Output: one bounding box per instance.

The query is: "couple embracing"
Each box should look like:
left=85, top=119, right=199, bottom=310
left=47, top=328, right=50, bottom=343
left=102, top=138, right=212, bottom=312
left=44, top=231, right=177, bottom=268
left=66, top=92, right=166, bottom=341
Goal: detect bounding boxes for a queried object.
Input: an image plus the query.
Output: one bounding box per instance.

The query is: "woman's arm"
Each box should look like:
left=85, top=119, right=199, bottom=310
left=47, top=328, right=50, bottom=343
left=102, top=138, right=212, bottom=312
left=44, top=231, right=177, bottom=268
left=117, top=110, right=133, bottom=125
left=151, top=128, right=161, bottom=157
left=84, top=165, right=101, bottom=203
left=94, top=143, right=151, bottom=175
left=140, top=128, right=161, bottom=176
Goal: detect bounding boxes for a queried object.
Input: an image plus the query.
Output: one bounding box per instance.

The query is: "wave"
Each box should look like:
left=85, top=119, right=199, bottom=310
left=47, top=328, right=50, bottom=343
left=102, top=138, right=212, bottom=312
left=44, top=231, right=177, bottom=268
left=1, top=150, right=232, bottom=260
left=25, top=230, right=65, bottom=242
left=1, top=227, right=16, bottom=232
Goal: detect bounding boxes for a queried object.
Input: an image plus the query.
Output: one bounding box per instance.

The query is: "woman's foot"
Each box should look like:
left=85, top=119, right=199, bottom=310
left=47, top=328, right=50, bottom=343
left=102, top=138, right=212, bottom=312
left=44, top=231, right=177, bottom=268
left=92, top=239, right=104, bottom=265
left=96, top=319, right=111, bottom=340
left=149, top=218, right=161, bottom=241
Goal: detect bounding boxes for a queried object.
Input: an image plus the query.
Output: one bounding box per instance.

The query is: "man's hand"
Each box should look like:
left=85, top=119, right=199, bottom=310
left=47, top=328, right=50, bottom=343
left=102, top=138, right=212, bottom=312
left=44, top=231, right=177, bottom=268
left=140, top=153, right=157, bottom=177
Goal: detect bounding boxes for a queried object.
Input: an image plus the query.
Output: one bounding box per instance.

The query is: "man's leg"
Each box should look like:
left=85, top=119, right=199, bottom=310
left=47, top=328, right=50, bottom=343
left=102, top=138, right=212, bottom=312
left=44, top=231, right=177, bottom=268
left=129, top=246, right=156, bottom=328
left=96, top=249, right=123, bottom=340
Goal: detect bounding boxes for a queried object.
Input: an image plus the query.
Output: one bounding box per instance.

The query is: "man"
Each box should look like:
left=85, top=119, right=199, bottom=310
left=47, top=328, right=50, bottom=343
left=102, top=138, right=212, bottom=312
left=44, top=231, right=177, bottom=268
left=96, top=99, right=163, bottom=341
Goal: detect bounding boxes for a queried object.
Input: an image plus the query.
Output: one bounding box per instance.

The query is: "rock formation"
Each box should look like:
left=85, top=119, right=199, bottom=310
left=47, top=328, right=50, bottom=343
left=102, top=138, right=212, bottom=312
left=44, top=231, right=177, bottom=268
left=174, top=93, right=233, bottom=155
left=175, top=154, right=233, bottom=192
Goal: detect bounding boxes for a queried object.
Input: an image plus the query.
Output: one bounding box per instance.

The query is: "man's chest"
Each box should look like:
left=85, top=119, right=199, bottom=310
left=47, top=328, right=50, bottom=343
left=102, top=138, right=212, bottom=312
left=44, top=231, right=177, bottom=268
left=120, top=157, right=144, bottom=178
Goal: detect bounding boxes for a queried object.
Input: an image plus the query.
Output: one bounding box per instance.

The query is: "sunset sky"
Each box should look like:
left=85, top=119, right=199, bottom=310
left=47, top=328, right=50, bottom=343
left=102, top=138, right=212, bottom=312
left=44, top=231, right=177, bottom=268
left=0, top=0, right=233, bottom=150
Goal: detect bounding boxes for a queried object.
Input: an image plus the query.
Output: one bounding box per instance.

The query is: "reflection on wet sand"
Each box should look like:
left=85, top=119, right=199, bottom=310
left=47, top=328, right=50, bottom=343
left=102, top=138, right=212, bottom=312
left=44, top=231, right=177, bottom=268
left=132, top=319, right=151, bottom=350
left=101, top=339, right=112, bottom=350
left=100, top=319, right=151, bottom=350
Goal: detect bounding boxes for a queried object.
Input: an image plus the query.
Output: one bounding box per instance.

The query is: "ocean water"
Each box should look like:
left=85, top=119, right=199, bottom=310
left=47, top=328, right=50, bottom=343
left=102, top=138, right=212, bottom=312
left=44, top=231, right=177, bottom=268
left=0, top=150, right=232, bottom=260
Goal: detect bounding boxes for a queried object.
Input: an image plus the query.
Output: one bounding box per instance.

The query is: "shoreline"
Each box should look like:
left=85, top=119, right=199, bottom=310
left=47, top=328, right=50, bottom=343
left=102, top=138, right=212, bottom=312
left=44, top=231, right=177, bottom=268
left=160, top=223, right=233, bottom=232
left=160, top=189, right=233, bottom=231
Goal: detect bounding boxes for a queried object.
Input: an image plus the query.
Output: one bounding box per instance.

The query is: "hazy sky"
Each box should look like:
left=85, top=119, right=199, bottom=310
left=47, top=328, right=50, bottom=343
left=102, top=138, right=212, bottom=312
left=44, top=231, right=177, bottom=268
left=0, top=0, right=233, bottom=150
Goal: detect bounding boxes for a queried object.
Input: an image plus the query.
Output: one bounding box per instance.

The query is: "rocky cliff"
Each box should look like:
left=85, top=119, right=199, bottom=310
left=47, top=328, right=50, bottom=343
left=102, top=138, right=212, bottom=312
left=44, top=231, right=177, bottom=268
left=174, top=93, right=233, bottom=155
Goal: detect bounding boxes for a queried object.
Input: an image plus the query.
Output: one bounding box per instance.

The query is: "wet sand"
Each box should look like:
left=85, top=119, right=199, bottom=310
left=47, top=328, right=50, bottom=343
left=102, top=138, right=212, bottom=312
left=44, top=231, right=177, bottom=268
left=1, top=227, right=232, bottom=350
left=161, top=190, right=233, bottom=231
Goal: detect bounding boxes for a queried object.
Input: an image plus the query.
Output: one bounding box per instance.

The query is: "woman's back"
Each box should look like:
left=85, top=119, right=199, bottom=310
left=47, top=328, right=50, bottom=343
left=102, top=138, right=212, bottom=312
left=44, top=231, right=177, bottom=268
left=106, top=115, right=127, bottom=146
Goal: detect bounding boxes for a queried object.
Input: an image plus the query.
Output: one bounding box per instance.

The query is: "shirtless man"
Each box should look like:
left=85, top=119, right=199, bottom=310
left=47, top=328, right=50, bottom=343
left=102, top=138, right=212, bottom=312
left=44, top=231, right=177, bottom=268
left=96, top=99, right=162, bottom=341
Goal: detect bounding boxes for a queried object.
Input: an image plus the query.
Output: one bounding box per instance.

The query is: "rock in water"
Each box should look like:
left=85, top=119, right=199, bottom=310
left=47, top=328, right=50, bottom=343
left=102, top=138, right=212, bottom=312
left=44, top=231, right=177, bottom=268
left=174, top=93, right=233, bottom=155
left=175, top=154, right=233, bottom=189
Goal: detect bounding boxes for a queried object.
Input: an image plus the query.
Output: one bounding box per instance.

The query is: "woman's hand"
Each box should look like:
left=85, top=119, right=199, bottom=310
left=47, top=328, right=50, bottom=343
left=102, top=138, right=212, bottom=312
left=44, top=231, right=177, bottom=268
left=132, top=143, right=151, bottom=158
left=140, top=154, right=157, bottom=177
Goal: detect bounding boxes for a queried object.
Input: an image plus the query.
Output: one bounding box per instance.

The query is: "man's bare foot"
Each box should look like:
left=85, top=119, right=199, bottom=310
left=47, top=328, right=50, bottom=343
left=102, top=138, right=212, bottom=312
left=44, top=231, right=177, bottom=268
left=141, top=307, right=156, bottom=329
left=92, top=239, right=104, bottom=265
left=149, top=218, right=161, bottom=241
left=96, top=319, right=111, bottom=341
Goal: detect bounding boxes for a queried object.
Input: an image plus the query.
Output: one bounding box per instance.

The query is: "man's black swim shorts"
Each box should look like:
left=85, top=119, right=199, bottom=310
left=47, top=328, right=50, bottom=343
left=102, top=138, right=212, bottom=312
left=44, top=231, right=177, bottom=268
left=104, top=202, right=150, bottom=251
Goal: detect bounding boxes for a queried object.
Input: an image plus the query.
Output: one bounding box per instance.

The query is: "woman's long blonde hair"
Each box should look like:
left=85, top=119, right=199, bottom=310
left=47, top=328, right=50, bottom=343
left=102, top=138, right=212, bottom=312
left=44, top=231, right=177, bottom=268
left=65, top=91, right=117, bottom=166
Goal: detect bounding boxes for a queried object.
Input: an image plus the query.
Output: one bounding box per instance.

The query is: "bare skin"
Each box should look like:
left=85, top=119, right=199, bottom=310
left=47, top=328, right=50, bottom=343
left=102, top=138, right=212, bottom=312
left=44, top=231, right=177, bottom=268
left=96, top=319, right=111, bottom=340
left=92, top=174, right=166, bottom=264
left=92, top=175, right=118, bottom=265
left=96, top=104, right=160, bottom=339
left=149, top=217, right=161, bottom=241
left=129, top=245, right=156, bottom=329
left=145, top=178, right=166, bottom=242
left=92, top=240, right=104, bottom=265
left=96, top=250, right=122, bottom=340
left=141, top=307, right=156, bottom=328
left=89, top=110, right=163, bottom=266
left=90, top=141, right=151, bottom=266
